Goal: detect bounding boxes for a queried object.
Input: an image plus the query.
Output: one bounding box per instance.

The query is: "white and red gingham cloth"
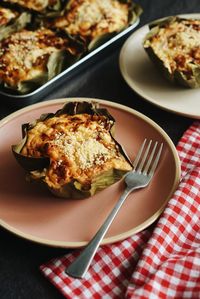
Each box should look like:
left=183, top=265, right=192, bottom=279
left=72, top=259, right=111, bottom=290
left=40, top=121, right=200, bottom=299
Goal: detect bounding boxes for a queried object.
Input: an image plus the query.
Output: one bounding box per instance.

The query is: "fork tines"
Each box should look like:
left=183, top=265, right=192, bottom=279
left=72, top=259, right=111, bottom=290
left=133, top=139, right=163, bottom=176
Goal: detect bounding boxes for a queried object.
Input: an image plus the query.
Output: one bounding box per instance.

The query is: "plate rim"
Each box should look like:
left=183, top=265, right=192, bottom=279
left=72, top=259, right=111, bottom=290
left=119, top=13, right=200, bottom=119
left=0, top=97, right=181, bottom=248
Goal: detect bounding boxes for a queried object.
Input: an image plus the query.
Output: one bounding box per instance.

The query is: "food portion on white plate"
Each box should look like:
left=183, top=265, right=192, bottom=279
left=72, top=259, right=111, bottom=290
left=119, top=14, right=200, bottom=119
left=143, top=16, right=200, bottom=89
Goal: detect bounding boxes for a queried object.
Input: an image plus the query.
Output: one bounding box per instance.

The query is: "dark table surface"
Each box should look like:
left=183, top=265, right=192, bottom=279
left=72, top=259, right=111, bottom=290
left=0, top=0, right=199, bottom=298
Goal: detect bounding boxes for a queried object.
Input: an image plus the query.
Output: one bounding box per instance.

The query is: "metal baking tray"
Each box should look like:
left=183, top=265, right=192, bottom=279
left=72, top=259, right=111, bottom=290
left=1, top=18, right=140, bottom=107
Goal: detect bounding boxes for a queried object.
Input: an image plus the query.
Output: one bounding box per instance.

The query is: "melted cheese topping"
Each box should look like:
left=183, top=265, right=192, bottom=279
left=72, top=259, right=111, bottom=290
left=21, top=113, right=131, bottom=188
left=144, top=18, right=200, bottom=76
left=0, top=28, right=69, bottom=88
left=0, top=6, right=18, bottom=26
left=52, top=0, right=129, bottom=41
left=3, top=0, right=57, bottom=12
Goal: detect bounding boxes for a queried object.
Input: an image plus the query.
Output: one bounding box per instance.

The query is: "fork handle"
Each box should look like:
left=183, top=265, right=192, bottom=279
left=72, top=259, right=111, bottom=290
left=65, top=188, right=132, bottom=278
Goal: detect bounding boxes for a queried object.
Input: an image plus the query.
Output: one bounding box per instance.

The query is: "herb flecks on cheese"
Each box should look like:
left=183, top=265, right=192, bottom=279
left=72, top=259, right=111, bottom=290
left=21, top=113, right=131, bottom=189
left=0, top=28, right=74, bottom=89
left=144, top=18, right=200, bottom=77
left=52, top=0, right=129, bottom=42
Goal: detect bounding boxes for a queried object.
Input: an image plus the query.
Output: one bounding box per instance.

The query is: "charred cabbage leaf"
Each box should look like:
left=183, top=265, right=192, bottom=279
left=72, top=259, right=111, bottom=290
left=45, top=0, right=143, bottom=51
left=12, top=101, right=133, bottom=199
left=0, top=6, right=31, bottom=41
left=143, top=16, right=200, bottom=88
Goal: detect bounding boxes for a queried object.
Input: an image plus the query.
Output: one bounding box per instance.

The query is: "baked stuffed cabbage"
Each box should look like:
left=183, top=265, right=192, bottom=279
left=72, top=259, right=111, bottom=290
left=12, top=101, right=132, bottom=199
left=143, top=16, right=200, bottom=88
left=0, top=28, right=83, bottom=93
left=46, top=0, right=142, bottom=50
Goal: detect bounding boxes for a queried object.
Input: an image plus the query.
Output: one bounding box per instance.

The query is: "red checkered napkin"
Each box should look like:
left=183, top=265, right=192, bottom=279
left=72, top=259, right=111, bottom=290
left=40, top=122, right=200, bottom=299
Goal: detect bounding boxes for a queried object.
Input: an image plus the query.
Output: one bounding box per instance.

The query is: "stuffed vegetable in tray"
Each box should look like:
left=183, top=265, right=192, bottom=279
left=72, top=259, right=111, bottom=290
left=0, top=0, right=142, bottom=102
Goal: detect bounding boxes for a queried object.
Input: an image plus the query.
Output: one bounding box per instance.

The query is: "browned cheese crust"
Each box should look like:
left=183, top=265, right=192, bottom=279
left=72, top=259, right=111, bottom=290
left=51, top=0, right=129, bottom=43
left=144, top=18, right=200, bottom=78
left=0, top=28, right=75, bottom=88
left=21, top=113, right=132, bottom=189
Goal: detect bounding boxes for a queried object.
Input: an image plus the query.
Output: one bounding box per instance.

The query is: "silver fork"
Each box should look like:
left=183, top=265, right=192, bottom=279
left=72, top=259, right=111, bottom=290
left=65, top=139, right=163, bottom=279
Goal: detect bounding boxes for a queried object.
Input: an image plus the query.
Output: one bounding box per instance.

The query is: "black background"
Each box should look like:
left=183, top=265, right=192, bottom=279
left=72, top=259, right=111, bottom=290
left=0, top=1, right=199, bottom=298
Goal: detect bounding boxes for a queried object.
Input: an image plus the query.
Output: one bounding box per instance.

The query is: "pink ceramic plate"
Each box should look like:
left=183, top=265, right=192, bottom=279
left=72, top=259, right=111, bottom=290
left=0, top=98, right=180, bottom=248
